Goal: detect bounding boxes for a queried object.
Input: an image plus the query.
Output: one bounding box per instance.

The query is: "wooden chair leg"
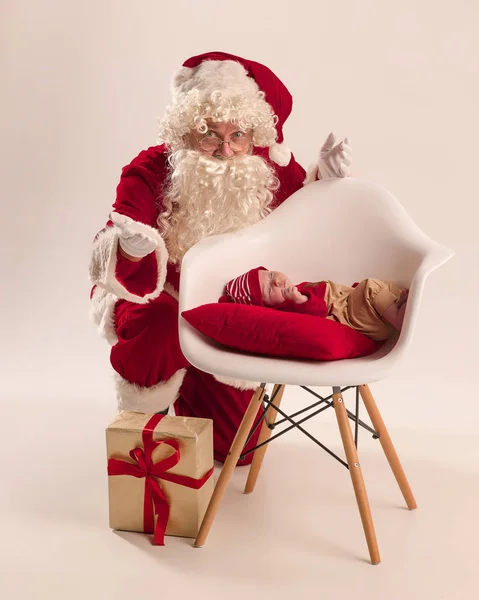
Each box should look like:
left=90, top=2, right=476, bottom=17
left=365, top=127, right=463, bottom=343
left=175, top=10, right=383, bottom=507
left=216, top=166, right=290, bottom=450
left=194, top=384, right=266, bottom=547
left=333, top=388, right=381, bottom=565
left=359, top=384, right=417, bottom=510
left=244, top=384, right=285, bottom=494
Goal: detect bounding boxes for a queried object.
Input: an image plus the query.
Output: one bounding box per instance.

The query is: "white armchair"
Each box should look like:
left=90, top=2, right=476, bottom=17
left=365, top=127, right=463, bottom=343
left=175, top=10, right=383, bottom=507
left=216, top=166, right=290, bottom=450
left=178, top=177, right=453, bottom=564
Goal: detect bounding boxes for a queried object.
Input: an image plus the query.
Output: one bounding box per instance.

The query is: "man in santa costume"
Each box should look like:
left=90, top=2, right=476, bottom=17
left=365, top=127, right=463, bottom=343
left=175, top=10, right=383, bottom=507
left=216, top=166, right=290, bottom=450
left=89, top=51, right=352, bottom=464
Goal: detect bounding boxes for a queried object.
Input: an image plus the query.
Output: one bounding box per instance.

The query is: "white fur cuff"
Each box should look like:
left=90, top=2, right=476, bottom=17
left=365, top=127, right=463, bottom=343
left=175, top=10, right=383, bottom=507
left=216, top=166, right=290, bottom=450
left=90, top=286, right=118, bottom=345
left=89, top=222, right=168, bottom=304
left=212, top=374, right=260, bottom=391
left=116, top=369, right=187, bottom=413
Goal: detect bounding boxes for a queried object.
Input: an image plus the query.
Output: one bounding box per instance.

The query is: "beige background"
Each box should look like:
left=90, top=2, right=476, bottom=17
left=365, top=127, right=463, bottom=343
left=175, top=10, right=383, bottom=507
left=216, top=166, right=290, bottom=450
left=2, top=0, right=477, bottom=427
left=1, top=1, right=478, bottom=598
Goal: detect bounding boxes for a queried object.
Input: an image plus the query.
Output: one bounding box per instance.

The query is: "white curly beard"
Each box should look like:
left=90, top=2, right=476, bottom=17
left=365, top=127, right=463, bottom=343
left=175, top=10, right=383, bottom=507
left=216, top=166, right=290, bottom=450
left=158, top=149, right=279, bottom=264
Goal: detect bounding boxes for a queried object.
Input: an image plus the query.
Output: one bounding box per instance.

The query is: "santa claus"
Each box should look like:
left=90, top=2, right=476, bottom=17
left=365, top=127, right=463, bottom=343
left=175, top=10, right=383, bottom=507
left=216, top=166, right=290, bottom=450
left=89, top=51, right=352, bottom=464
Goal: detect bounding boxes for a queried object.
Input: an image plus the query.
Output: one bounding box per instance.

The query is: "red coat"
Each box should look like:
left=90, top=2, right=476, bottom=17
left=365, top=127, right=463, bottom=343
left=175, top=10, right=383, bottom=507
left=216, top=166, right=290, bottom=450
left=90, top=144, right=310, bottom=317
left=89, top=145, right=315, bottom=462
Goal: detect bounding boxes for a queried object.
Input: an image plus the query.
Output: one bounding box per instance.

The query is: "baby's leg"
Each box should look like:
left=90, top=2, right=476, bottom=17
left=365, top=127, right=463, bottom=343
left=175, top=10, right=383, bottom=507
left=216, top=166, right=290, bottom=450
left=350, top=279, right=407, bottom=340
left=346, top=279, right=395, bottom=341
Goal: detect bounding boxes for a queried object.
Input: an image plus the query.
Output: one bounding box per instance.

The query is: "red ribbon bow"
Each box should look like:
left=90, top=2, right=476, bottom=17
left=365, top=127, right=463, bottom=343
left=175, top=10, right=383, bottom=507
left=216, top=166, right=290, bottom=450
left=107, top=413, right=214, bottom=545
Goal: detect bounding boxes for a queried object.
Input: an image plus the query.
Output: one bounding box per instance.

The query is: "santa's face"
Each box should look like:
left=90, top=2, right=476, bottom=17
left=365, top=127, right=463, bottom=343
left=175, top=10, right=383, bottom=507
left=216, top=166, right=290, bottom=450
left=186, top=121, right=253, bottom=159
left=159, top=121, right=278, bottom=264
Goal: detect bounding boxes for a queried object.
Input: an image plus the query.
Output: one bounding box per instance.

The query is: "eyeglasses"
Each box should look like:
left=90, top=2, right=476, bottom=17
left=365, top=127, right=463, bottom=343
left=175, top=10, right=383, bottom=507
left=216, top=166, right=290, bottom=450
left=196, top=131, right=253, bottom=153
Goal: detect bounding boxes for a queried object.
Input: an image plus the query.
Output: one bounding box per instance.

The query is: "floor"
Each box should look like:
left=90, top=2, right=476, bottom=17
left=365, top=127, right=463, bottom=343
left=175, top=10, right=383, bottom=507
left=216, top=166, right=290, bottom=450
left=1, top=391, right=478, bottom=600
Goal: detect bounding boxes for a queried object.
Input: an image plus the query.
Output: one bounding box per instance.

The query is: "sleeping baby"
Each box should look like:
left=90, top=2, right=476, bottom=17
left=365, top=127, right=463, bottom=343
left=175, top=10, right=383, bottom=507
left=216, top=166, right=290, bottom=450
left=220, top=267, right=408, bottom=342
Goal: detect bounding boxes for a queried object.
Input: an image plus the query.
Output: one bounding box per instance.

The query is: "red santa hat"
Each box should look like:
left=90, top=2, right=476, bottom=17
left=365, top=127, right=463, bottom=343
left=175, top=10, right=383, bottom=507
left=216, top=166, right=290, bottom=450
left=172, top=51, right=293, bottom=167
left=220, top=266, right=267, bottom=305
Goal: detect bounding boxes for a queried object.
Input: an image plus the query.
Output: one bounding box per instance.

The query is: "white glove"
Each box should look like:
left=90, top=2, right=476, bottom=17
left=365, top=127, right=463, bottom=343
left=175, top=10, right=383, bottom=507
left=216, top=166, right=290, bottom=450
left=110, top=212, right=158, bottom=259
left=317, top=132, right=352, bottom=179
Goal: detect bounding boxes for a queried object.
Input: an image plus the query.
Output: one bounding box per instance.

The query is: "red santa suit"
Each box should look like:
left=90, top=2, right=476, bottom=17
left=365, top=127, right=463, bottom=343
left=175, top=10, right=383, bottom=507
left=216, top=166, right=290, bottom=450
left=89, top=49, right=331, bottom=464
left=89, top=142, right=309, bottom=464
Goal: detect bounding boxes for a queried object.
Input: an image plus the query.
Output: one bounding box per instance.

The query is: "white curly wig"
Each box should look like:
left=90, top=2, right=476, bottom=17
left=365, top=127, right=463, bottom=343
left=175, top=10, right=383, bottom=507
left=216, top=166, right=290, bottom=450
left=158, top=60, right=288, bottom=164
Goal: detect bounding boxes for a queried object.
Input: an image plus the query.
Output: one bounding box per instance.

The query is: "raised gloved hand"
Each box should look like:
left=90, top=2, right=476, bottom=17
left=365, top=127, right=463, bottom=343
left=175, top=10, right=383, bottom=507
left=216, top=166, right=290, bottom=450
left=317, top=132, right=352, bottom=179
left=110, top=212, right=158, bottom=259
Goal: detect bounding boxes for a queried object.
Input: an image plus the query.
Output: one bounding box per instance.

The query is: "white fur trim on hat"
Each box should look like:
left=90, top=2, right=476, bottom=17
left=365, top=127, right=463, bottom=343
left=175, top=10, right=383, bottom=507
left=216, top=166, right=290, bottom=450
left=172, top=60, right=260, bottom=100
left=160, top=59, right=281, bottom=153
left=269, top=142, right=292, bottom=167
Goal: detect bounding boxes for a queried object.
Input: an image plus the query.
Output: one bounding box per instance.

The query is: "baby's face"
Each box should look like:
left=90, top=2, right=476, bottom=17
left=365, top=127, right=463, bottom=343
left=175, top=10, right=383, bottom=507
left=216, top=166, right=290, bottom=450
left=258, top=270, right=293, bottom=306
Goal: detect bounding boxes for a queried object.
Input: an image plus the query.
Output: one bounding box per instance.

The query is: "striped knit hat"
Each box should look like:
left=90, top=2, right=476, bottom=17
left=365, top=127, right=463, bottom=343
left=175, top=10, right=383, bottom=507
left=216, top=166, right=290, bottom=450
left=221, top=266, right=267, bottom=305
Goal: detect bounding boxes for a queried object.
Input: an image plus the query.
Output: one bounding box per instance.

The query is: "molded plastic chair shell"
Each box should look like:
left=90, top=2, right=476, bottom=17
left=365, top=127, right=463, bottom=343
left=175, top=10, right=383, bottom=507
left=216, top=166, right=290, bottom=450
left=178, top=178, right=453, bottom=387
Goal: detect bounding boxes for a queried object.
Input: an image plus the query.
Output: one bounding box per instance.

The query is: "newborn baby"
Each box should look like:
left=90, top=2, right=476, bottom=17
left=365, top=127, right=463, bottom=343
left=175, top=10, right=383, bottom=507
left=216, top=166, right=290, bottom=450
left=220, top=267, right=408, bottom=342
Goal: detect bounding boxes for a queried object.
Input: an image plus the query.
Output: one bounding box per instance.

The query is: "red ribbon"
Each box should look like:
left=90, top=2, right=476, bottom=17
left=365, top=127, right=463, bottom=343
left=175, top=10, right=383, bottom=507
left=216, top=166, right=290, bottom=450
left=107, top=413, right=214, bottom=545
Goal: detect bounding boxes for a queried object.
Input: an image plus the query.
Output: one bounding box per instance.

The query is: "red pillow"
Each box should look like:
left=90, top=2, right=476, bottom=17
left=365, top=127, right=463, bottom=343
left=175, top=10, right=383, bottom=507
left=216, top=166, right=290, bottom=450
left=182, top=303, right=381, bottom=361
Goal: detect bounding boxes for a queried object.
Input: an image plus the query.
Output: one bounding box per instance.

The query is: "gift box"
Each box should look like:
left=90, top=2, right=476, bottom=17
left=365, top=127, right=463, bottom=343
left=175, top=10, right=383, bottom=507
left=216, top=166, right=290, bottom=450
left=106, top=411, right=214, bottom=545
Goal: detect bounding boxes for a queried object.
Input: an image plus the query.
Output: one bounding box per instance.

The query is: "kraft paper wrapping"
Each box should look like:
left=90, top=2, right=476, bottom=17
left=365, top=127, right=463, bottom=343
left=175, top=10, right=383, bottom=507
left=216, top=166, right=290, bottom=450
left=106, top=411, right=214, bottom=539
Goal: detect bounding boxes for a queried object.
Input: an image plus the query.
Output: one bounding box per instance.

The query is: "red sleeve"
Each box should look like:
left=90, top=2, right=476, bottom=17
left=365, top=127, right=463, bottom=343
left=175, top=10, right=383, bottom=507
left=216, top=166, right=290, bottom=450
left=111, top=145, right=168, bottom=227
left=284, top=156, right=307, bottom=196
left=89, top=146, right=168, bottom=302
left=272, top=153, right=307, bottom=207
left=252, top=148, right=306, bottom=209
left=275, top=282, right=328, bottom=317
left=110, top=145, right=168, bottom=296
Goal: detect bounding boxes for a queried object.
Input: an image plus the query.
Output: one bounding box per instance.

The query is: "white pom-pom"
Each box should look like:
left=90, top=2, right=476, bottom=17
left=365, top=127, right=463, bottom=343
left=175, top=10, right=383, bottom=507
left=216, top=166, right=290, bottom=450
left=268, top=142, right=292, bottom=167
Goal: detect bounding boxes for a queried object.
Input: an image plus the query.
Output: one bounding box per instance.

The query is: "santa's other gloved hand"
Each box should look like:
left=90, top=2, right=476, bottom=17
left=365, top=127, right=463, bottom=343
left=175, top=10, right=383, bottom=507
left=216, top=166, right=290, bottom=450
left=110, top=212, right=158, bottom=258
left=317, top=132, right=352, bottom=179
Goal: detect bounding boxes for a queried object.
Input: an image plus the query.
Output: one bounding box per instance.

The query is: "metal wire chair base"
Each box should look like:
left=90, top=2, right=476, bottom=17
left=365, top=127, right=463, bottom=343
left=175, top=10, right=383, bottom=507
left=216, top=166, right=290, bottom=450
left=239, top=385, right=380, bottom=468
